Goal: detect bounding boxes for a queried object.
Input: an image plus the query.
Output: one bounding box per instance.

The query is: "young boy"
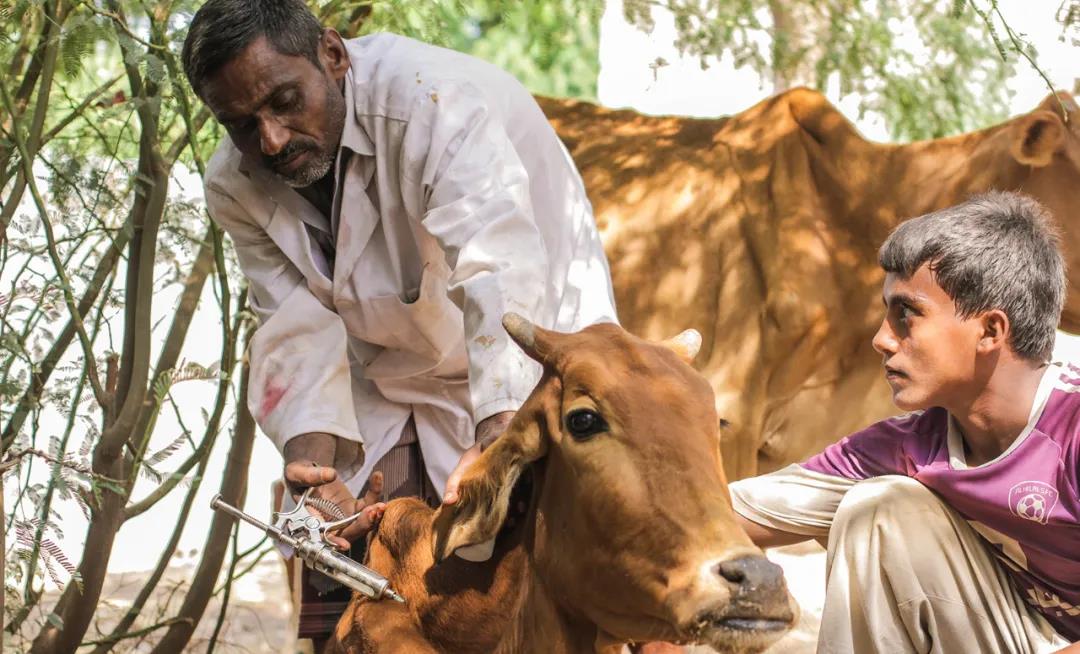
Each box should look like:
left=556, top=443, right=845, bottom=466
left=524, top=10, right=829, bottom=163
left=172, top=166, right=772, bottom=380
left=732, top=192, right=1078, bottom=653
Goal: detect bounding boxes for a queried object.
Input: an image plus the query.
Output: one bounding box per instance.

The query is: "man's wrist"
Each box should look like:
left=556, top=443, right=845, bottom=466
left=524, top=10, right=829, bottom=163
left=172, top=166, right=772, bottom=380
left=283, top=432, right=338, bottom=465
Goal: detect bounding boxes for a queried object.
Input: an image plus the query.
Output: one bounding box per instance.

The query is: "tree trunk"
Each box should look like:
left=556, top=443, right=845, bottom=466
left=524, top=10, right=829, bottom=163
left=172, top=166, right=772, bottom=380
left=1, top=483, right=5, bottom=653
left=27, top=58, right=169, bottom=652
left=767, top=0, right=818, bottom=93
left=27, top=458, right=126, bottom=654
left=149, top=355, right=257, bottom=654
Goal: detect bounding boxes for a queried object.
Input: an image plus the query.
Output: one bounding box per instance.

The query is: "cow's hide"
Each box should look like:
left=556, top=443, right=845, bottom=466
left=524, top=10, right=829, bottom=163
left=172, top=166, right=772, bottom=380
left=539, top=88, right=1080, bottom=478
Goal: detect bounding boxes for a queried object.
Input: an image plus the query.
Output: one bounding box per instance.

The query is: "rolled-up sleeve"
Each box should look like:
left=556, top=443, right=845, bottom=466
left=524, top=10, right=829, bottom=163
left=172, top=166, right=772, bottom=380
left=205, top=181, right=364, bottom=478
left=730, top=417, right=914, bottom=537
left=400, top=82, right=547, bottom=426
left=729, top=464, right=859, bottom=537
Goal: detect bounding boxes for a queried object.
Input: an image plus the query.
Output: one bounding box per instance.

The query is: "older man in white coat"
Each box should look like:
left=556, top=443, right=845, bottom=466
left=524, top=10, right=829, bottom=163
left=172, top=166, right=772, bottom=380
left=182, top=0, right=618, bottom=644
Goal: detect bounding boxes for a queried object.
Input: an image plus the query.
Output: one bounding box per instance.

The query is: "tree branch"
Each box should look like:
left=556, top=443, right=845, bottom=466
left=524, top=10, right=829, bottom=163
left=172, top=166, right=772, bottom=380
left=0, top=80, right=109, bottom=407
left=123, top=227, right=214, bottom=472
left=123, top=287, right=246, bottom=520
left=39, top=74, right=125, bottom=146
left=0, top=230, right=128, bottom=454
left=78, top=617, right=194, bottom=647
left=0, top=448, right=123, bottom=485
left=148, top=330, right=256, bottom=654
left=987, top=0, right=1071, bottom=123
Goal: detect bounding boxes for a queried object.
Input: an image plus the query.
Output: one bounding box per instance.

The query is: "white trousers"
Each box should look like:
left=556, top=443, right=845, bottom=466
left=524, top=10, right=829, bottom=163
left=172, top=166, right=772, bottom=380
left=819, top=476, right=1069, bottom=654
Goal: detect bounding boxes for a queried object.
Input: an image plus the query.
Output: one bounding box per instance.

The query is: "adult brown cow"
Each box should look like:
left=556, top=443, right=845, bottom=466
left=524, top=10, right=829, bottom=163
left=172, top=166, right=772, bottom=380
left=327, top=314, right=797, bottom=654
left=539, top=89, right=1080, bottom=479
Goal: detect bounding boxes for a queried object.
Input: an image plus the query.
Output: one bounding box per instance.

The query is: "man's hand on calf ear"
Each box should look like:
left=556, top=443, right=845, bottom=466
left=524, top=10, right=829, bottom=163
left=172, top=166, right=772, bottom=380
left=442, top=411, right=516, bottom=505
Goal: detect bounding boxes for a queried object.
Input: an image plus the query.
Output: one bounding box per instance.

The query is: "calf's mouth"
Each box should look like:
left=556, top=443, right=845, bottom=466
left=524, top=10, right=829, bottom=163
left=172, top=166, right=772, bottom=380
left=685, top=599, right=798, bottom=653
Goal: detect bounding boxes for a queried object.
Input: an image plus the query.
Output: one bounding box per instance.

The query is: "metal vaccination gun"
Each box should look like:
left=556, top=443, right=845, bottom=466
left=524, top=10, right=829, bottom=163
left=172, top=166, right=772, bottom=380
left=209, top=491, right=405, bottom=603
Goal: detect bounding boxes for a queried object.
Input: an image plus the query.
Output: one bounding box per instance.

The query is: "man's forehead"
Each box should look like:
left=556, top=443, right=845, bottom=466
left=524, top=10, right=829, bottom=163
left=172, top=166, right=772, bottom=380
left=203, top=37, right=311, bottom=112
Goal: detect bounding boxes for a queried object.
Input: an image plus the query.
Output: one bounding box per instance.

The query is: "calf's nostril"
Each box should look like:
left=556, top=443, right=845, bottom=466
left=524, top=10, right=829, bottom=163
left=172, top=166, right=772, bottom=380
left=716, top=555, right=784, bottom=593
left=717, top=559, right=747, bottom=584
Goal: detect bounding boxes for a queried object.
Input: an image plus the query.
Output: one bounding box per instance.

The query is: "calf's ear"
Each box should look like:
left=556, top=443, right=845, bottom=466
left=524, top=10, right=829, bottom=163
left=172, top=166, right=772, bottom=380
left=432, top=409, right=547, bottom=562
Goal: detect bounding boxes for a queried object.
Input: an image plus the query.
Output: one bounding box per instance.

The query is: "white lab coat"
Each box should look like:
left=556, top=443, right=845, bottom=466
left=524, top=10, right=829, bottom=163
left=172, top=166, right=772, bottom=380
left=203, top=34, right=617, bottom=495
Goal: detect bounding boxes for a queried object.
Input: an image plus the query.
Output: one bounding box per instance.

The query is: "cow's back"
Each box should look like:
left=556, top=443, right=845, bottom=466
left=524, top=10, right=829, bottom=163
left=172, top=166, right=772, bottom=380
left=540, top=93, right=893, bottom=478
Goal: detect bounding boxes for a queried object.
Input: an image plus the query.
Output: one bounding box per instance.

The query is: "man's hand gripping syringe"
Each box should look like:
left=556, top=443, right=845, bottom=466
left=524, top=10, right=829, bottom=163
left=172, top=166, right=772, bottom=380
left=210, top=486, right=405, bottom=603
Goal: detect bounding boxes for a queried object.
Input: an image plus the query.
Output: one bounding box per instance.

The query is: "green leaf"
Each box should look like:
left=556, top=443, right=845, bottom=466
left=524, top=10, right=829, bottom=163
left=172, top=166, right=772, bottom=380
left=145, top=53, right=166, bottom=83
left=59, top=21, right=94, bottom=79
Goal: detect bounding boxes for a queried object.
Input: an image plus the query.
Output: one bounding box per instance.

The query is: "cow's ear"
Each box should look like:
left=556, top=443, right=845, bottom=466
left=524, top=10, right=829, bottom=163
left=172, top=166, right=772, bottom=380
left=1010, top=110, right=1066, bottom=168
left=431, top=416, right=547, bottom=562
left=661, top=329, right=702, bottom=364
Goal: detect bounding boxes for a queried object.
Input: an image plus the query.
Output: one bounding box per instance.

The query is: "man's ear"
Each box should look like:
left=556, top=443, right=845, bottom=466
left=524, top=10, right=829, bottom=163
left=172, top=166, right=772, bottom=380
left=1009, top=110, right=1065, bottom=168
left=319, top=28, right=350, bottom=81
left=977, top=309, right=1011, bottom=353
left=431, top=410, right=547, bottom=562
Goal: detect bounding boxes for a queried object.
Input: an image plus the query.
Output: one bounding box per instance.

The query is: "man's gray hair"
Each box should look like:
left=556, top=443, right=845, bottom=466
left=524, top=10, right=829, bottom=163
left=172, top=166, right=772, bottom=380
left=182, top=0, right=324, bottom=98
left=878, top=191, right=1065, bottom=362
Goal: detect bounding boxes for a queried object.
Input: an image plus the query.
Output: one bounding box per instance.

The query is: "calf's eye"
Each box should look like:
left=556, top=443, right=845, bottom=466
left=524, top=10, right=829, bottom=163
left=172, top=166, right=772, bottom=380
left=565, top=409, right=607, bottom=440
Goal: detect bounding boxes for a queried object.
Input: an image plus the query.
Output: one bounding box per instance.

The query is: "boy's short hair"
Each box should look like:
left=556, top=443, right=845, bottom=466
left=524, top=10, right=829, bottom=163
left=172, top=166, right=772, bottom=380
left=879, top=191, right=1065, bottom=362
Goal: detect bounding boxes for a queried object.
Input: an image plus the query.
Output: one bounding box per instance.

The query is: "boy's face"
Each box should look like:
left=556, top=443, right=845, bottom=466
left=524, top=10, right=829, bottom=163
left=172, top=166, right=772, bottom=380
left=872, top=263, right=986, bottom=411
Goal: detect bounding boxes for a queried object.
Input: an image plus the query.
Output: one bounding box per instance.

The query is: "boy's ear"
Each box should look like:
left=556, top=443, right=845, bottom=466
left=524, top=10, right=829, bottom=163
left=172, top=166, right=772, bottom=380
left=978, top=309, right=1010, bottom=352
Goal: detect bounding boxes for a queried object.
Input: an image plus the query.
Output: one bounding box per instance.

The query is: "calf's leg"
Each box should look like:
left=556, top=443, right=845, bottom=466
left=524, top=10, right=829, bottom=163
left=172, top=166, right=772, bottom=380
left=325, top=598, right=438, bottom=654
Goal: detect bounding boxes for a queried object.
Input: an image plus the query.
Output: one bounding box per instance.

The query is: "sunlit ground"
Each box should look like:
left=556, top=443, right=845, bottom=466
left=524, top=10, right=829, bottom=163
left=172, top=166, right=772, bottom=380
left=4, top=557, right=293, bottom=654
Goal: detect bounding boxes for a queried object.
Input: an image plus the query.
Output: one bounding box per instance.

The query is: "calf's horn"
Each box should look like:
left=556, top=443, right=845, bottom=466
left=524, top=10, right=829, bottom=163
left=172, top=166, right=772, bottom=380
left=662, top=329, right=702, bottom=363
left=502, top=312, right=555, bottom=363
left=502, top=312, right=535, bottom=347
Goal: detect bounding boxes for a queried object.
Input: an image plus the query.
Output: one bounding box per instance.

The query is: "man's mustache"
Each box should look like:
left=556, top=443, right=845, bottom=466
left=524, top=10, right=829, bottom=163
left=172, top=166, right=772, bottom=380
left=265, top=140, right=318, bottom=170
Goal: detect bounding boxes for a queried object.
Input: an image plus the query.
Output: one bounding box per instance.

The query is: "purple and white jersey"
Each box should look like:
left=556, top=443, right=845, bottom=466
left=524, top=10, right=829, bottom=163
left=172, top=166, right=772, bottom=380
left=801, top=362, right=1080, bottom=641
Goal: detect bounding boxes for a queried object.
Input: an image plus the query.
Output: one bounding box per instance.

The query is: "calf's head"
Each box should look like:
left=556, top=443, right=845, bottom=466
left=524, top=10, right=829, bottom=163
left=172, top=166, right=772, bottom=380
left=433, top=314, right=795, bottom=652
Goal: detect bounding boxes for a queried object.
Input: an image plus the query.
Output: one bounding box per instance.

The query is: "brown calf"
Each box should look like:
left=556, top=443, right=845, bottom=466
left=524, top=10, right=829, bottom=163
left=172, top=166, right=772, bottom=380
left=328, top=314, right=796, bottom=653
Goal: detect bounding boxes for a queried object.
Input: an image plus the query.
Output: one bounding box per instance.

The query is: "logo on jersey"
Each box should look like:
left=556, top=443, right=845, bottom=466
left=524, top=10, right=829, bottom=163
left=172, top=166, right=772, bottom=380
left=1009, top=481, right=1058, bottom=525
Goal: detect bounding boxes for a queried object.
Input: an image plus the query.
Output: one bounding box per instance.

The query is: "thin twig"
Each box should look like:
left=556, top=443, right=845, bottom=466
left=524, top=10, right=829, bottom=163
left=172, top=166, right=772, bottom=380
left=71, top=0, right=165, bottom=51
left=78, top=616, right=194, bottom=646
left=0, top=81, right=110, bottom=407
left=0, top=448, right=123, bottom=483
left=39, top=73, right=125, bottom=145
left=205, top=522, right=240, bottom=654
left=988, top=1, right=1070, bottom=122
left=967, top=0, right=1071, bottom=123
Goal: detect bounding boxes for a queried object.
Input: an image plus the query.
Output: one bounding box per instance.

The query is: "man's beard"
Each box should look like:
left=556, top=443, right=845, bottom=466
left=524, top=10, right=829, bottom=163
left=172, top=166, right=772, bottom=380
left=266, top=77, right=346, bottom=189
left=268, top=140, right=334, bottom=188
